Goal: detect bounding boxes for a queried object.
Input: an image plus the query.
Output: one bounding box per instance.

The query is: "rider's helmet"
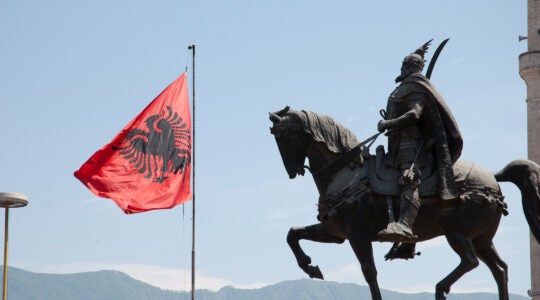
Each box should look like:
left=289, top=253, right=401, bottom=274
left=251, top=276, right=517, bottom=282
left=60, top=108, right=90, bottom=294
left=396, top=39, right=432, bottom=83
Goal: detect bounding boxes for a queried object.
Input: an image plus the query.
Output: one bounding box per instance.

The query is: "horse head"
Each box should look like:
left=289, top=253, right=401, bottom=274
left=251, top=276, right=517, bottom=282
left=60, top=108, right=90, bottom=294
left=269, top=106, right=311, bottom=179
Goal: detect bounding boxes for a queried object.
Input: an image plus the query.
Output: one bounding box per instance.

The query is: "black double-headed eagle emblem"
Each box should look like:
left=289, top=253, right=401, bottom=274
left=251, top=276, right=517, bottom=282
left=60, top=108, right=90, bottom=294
left=113, top=106, right=191, bottom=183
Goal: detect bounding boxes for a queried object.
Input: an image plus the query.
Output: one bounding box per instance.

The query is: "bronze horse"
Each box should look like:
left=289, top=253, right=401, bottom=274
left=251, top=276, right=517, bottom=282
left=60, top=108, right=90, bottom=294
left=269, top=106, right=540, bottom=300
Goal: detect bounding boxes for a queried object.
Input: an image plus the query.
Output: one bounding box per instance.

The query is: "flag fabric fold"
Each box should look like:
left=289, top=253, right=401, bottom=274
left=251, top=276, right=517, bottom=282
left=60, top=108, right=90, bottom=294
left=75, top=73, right=192, bottom=214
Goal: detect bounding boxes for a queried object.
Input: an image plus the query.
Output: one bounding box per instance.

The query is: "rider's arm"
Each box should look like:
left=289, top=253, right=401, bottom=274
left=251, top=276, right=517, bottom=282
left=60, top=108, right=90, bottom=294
left=379, top=95, right=425, bottom=131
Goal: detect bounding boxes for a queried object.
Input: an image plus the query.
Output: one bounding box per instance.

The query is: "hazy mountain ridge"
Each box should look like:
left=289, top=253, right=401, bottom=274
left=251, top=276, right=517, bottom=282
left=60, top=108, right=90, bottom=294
left=4, top=267, right=177, bottom=300
left=0, top=267, right=529, bottom=299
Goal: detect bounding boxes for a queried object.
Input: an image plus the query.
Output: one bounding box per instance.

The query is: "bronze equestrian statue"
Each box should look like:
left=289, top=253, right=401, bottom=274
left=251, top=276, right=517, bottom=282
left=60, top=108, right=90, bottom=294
left=269, top=41, right=540, bottom=300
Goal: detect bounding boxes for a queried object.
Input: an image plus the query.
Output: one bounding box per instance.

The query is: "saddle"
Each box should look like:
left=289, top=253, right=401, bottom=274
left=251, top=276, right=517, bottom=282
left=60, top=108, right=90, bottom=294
left=369, top=145, right=439, bottom=197
left=322, top=145, right=439, bottom=216
left=320, top=146, right=504, bottom=221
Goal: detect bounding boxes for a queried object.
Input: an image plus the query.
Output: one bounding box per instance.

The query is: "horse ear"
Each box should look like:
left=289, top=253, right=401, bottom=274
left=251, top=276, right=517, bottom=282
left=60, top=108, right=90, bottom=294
left=270, top=106, right=291, bottom=123
left=269, top=112, right=282, bottom=123
left=276, top=106, right=290, bottom=117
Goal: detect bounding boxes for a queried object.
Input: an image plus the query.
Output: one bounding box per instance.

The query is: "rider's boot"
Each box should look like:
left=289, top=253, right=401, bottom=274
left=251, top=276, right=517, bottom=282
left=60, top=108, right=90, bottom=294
left=378, top=184, right=420, bottom=242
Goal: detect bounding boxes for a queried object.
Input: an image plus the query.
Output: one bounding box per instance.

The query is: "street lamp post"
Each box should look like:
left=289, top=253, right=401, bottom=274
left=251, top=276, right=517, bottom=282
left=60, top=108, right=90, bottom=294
left=0, top=193, right=28, bottom=300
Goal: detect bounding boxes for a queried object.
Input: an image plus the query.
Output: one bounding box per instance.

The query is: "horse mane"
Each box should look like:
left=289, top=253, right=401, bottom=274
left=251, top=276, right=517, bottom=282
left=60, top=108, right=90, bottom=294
left=289, top=110, right=359, bottom=154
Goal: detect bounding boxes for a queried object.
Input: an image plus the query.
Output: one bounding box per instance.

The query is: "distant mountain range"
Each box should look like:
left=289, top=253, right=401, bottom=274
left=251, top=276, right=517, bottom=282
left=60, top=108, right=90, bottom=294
left=0, top=267, right=529, bottom=300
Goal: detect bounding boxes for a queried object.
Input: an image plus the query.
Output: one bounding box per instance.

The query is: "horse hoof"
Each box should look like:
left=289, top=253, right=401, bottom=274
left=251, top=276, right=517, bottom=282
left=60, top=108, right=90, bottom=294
left=435, top=291, right=446, bottom=300
left=308, top=265, right=324, bottom=280
left=435, top=284, right=449, bottom=300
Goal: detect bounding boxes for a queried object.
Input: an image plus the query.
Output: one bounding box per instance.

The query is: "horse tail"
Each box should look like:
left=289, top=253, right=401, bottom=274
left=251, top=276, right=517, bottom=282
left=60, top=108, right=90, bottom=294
left=495, top=159, right=540, bottom=243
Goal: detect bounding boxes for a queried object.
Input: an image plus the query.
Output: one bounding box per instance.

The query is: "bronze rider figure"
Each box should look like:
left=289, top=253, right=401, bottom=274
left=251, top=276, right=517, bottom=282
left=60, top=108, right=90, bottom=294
left=377, top=40, right=463, bottom=242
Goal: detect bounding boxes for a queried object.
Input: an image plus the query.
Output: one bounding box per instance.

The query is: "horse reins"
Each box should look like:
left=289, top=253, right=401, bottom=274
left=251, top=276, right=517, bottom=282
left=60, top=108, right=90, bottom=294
left=310, top=131, right=386, bottom=184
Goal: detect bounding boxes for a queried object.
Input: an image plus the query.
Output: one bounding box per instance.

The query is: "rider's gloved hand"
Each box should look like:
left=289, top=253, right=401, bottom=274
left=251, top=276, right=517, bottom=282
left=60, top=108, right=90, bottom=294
left=378, top=120, right=388, bottom=132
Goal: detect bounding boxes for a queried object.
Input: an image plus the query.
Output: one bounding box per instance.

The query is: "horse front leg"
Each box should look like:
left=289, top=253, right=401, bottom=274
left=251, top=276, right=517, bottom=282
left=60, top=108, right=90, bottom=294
left=287, top=223, right=344, bottom=279
left=349, top=233, right=382, bottom=300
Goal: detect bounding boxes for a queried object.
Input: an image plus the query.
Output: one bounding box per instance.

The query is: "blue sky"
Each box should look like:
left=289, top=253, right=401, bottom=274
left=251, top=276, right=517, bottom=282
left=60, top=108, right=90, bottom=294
left=0, top=0, right=532, bottom=296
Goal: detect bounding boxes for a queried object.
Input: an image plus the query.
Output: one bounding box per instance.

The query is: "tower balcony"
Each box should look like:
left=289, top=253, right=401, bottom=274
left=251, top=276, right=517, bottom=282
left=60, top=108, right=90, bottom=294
left=520, top=51, right=540, bottom=82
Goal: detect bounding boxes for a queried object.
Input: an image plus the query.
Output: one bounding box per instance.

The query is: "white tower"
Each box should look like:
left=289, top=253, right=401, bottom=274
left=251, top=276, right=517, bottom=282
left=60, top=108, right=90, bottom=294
left=519, top=1, right=540, bottom=299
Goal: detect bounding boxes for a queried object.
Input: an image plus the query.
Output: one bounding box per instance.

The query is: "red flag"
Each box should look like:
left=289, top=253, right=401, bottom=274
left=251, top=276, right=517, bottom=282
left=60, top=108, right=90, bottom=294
left=74, top=73, right=192, bottom=214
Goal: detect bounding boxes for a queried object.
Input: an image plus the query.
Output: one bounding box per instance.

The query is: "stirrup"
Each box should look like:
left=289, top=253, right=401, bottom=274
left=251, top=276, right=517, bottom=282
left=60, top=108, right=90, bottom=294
left=384, top=243, right=421, bottom=261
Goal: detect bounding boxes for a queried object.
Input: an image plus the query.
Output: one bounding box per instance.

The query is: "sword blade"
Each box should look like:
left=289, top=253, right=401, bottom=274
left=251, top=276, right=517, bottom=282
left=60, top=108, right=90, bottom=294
left=425, top=38, right=450, bottom=79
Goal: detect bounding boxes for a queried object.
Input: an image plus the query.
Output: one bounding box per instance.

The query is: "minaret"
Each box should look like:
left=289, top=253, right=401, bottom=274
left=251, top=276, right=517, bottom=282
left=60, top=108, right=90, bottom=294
left=519, top=1, right=540, bottom=298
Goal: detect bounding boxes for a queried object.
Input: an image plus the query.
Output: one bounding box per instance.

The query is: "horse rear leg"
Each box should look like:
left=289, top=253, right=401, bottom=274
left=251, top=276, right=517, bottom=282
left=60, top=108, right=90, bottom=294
left=436, top=233, right=479, bottom=300
left=287, top=223, right=344, bottom=279
left=473, top=240, right=509, bottom=300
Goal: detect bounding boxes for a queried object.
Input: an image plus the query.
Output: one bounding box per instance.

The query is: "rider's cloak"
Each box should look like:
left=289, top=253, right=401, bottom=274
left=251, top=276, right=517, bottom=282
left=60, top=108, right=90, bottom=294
left=397, top=73, right=463, bottom=200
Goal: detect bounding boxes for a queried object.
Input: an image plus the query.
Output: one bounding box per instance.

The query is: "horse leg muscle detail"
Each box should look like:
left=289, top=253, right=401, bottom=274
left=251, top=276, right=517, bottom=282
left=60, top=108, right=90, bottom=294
left=436, top=234, right=479, bottom=300
left=287, top=223, right=344, bottom=280
left=348, top=235, right=382, bottom=300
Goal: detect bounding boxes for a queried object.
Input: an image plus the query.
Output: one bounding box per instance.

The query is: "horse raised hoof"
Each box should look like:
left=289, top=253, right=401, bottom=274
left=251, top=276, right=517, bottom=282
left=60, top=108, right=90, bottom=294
left=384, top=242, right=421, bottom=261
left=306, top=265, right=324, bottom=280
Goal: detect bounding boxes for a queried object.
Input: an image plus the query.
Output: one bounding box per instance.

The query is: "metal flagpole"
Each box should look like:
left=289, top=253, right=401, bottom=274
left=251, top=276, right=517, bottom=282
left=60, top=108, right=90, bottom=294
left=187, top=44, right=196, bottom=300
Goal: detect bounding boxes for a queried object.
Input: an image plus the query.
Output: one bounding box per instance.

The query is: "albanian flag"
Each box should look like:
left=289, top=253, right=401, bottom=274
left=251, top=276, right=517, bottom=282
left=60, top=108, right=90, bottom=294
left=75, top=73, right=192, bottom=214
